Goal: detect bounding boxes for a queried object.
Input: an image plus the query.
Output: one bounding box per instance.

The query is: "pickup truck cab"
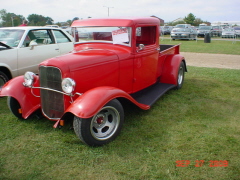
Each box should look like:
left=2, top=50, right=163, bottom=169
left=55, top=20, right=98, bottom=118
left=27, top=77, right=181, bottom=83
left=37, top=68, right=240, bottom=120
left=0, top=17, right=187, bottom=146
left=0, top=27, right=74, bottom=87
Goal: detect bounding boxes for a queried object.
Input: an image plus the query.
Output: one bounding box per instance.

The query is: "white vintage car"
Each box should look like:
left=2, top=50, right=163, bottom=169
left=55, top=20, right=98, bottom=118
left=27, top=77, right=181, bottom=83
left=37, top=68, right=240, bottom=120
left=0, top=26, right=74, bottom=87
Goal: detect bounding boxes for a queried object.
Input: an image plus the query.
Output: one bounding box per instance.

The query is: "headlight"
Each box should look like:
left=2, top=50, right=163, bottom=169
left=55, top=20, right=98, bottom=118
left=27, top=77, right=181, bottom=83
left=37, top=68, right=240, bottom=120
left=61, top=78, right=76, bottom=94
left=24, top=71, right=35, bottom=87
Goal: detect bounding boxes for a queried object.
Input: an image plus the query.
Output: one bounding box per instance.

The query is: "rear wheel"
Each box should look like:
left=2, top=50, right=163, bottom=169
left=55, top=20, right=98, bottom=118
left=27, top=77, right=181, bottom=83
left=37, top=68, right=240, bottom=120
left=175, top=61, right=185, bottom=89
left=7, top=97, right=23, bottom=119
left=73, top=99, right=124, bottom=146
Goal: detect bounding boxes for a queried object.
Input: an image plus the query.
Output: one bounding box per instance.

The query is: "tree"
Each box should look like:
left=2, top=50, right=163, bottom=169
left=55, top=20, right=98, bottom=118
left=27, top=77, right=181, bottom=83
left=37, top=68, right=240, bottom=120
left=193, top=18, right=204, bottom=26
left=184, top=13, right=196, bottom=25
left=0, top=9, right=24, bottom=27
left=27, top=14, right=53, bottom=26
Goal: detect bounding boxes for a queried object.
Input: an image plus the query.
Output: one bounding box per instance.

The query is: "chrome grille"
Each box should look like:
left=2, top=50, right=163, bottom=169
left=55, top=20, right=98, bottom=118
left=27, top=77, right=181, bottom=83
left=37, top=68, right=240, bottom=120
left=39, top=66, right=64, bottom=119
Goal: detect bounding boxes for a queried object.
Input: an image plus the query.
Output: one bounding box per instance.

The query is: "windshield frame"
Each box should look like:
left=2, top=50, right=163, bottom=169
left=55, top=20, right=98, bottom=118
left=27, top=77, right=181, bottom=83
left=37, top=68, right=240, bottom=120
left=72, top=26, right=132, bottom=47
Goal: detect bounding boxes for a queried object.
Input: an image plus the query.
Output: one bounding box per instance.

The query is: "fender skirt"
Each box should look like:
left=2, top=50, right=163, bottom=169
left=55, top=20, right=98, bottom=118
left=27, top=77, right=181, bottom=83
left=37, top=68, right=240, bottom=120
left=63, top=86, right=150, bottom=119
left=0, top=76, right=41, bottom=119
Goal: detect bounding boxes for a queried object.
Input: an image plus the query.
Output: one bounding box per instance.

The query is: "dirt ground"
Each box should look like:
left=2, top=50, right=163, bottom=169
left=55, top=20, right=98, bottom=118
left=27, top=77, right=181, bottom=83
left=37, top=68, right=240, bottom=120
left=180, top=52, right=240, bottom=70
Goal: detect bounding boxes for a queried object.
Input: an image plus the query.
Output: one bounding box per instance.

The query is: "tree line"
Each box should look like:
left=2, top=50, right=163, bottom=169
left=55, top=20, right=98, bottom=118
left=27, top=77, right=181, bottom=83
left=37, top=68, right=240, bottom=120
left=0, top=9, right=75, bottom=27
left=0, top=9, right=207, bottom=27
left=167, top=13, right=209, bottom=26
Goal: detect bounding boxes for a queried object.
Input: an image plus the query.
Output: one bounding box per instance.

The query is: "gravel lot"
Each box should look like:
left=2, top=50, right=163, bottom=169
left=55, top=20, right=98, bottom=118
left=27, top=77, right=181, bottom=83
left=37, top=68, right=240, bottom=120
left=181, top=52, right=240, bottom=69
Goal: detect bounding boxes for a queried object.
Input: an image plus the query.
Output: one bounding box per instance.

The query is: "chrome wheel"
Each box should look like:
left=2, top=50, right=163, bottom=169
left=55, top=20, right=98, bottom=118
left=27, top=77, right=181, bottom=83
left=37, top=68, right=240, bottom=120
left=91, top=106, right=120, bottom=140
left=178, top=65, right=184, bottom=85
left=73, top=99, right=124, bottom=146
left=175, top=61, right=185, bottom=89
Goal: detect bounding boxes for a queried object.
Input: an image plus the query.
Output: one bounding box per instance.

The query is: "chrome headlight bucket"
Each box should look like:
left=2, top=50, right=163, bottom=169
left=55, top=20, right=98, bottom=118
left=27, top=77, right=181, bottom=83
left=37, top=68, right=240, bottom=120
left=23, top=71, right=35, bottom=87
left=61, top=78, right=76, bottom=94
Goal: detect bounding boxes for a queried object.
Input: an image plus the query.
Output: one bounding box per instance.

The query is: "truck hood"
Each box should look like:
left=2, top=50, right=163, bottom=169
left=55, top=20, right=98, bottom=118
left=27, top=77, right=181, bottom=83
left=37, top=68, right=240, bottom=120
left=40, top=48, right=119, bottom=73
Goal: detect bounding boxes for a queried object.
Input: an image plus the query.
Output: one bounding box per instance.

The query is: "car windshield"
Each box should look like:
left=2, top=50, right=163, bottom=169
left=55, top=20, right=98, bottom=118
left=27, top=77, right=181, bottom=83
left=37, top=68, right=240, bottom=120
left=172, top=28, right=190, bottom=32
left=0, top=29, right=25, bottom=47
left=212, top=26, right=220, bottom=30
left=224, top=28, right=234, bottom=32
left=74, top=26, right=131, bottom=46
left=234, top=27, right=240, bottom=30
left=176, top=25, right=187, bottom=28
left=199, top=26, right=211, bottom=30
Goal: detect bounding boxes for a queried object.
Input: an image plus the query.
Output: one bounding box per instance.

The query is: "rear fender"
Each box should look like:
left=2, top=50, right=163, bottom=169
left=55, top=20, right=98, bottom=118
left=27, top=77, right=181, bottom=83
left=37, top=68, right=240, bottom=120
left=160, top=54, right=186, bottom=85
left=63, top=86, right=150, bottom=119
left=0, top=76, right=40, bottom=119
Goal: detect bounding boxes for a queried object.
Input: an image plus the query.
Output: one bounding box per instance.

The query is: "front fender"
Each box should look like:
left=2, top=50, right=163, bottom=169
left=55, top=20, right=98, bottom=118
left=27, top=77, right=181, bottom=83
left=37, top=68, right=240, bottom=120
left=63, top=86, right=150, bottom=119
left=0, top=76, right=40, bottom=119
left=160, top=54, right=186, bottom=85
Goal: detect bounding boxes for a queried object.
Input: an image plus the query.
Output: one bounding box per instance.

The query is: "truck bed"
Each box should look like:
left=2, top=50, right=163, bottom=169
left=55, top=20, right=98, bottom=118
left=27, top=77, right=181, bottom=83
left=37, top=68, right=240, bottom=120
left=160, top=44, right=180, bottom=54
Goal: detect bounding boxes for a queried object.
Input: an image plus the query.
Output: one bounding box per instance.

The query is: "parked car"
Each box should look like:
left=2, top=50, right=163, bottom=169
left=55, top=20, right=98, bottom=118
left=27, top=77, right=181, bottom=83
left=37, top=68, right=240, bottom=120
left=221, top=28, right=236, bottom=38
left=161, top=26, right=173, bottom=35
left=211, top=26, right=222, bottom=37
left=171, top=27, right=197, bottom=40
left=0, top=17, right=187, bottom=146
left=197, top=26, right=212, bottom=37
left=233, top=26, right=240, bottom=37
left=0, top=27, right=74, bottom=87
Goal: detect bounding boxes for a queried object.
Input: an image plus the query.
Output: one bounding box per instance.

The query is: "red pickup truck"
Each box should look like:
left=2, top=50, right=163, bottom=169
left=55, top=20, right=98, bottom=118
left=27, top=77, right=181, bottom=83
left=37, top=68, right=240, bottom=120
left=0, top=17, right=187, bottom=146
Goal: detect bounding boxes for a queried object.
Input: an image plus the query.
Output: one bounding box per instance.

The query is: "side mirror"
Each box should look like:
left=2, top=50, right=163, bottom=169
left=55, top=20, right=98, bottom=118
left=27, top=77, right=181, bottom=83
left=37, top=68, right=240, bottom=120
left=29, top=40, right=38, bottom=50
left=137, top=44, right=145, bottom=52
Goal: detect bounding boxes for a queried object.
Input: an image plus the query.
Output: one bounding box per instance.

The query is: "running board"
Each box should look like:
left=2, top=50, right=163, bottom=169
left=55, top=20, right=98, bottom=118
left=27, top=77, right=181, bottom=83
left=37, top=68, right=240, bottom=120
left=131, top=83, right=175, bottom=106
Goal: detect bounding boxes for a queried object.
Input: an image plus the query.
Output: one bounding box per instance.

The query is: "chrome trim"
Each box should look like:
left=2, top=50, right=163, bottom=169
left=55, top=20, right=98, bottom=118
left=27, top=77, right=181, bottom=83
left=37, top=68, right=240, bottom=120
left=24, top=84, right=82, bottom=98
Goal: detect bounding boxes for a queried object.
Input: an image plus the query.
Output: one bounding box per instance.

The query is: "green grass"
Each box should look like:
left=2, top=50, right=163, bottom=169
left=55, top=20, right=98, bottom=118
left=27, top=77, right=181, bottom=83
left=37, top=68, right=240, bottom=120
left=0, top=67, right=240, bottom=180
left=161, top=37, right=240, bottom=55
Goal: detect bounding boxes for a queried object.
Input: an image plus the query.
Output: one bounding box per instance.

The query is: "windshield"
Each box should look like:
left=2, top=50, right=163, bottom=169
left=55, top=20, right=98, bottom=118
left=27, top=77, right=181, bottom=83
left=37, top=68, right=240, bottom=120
left=212, top=26, right=220, bottom=30
left=224, top=28, right=234, bottom=32
left=0, top=29, right=25, bottom=47
left=199, top=26, right=211, bottom=30
left=74, top=26, right=131, bottom=46
left=176, top=25, right=186, bottom=28
left=172, top=28, right=190, bottom=32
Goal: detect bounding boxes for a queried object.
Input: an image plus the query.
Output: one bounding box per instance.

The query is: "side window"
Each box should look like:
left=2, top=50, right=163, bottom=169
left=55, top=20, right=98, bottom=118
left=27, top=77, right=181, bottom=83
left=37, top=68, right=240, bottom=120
left=53, top=30, right=71, bottom=43
left=22, top=30, right=53, bottom=47
left=136, top=26, right=156, bottom=46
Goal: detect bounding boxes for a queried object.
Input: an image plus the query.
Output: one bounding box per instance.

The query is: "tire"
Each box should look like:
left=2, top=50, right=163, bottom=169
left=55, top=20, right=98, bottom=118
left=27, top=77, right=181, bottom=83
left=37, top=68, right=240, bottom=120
left=7, top=97, right=23, bottom=119
left=175, top=61, right=185, bottom=90
left=73, top=99, right=124, bottom=146
left=0, top=71, right=9, bottom=88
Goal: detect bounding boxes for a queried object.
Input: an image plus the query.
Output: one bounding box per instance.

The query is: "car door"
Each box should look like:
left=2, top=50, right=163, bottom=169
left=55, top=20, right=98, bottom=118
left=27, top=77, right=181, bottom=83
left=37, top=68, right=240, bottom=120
left=133, top=26, right=159, bottom=92
left=17, top=29, right=60, bottom=75
left=52, top=29, right=74, bottom=54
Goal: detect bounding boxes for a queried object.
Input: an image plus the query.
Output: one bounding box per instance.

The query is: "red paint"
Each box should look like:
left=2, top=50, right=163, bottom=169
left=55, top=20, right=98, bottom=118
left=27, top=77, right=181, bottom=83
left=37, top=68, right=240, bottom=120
left=0, top=17, right=186, bottom=125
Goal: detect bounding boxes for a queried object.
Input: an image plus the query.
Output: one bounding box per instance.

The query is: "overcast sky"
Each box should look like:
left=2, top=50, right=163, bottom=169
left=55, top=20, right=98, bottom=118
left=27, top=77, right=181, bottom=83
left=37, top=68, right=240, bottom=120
left=1, top=0, right=240, bottom=23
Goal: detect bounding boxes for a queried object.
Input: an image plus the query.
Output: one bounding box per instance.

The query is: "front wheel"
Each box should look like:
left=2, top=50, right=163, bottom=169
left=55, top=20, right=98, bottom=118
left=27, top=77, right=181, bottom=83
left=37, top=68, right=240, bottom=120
left=175, top=61, right=185, bottom=89
left=73, top=99, right=124, bottom=146
left=7, top=97, right=23, bottom=119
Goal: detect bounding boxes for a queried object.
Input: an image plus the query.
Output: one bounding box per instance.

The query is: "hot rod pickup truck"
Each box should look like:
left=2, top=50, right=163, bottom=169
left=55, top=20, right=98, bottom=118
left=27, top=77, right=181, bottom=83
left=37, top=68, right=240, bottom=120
left=0, top=17, right=187, bottom=146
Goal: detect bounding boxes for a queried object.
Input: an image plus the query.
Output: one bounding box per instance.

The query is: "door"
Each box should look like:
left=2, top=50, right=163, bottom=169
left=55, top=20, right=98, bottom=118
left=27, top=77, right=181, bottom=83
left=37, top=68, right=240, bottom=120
left=133, top=26, right=159, bottom=92
left=17, top=29, right=60, bottom=75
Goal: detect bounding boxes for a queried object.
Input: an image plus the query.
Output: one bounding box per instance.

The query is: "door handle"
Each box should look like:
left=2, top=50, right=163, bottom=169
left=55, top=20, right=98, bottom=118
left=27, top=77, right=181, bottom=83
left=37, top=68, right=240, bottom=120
left=55, top=48, right=59, bottom=50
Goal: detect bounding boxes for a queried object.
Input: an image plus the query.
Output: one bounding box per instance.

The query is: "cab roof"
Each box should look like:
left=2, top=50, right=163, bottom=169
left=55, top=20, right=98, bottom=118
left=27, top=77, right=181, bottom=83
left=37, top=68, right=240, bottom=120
left=71, top=17, right=160, bottom=27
